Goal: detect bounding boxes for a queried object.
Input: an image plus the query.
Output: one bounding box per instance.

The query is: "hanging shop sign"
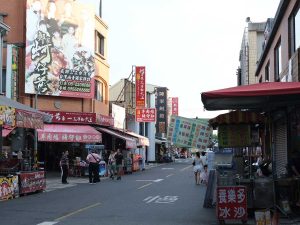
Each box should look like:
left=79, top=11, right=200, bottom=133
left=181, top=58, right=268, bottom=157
left=216, top=186, right=247, bottom=221
left=6, top=44, right=19, bottom=101
left=171, top=97, right=179, bottom=116
left=135, top=108, right=156, bottom=122
left=25, top=0, right=96, bottom=98
left=96, top=114, right=114, bottom=126
left=156, top=87, right=168, bottom=134
left=135, top=66, right=146, bottom=107
left=167, top=115, right=212, bottom=149
left=15, top=109, right=44, bottom=129
left=44, top=110, right=96, bottom=124
left=0, top=105, right=16, bottom=126
left=218, top=125, right=251, bottom=147
left=19, top=171, right=46, bottom=194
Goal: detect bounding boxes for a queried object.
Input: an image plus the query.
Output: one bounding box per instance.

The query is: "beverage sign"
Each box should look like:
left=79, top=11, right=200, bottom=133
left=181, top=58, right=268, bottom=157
left=135, top=66, right=146, bottom=107
left=136, top=108, right=156, bottom=122
left=172, top=97, right=179, bottom=115
left=217, top=186, right=247, bottom=221
left=25, top=0, right=95, bottom=98
left=43, top=111, right=96, bottom=124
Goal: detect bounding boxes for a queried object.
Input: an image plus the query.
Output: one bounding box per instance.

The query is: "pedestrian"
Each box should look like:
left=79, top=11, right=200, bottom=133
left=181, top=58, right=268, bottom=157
left=115, top=149, right=124, bottom=180
left=200, top=151, right=207, bottom=166
left=60, top=150, right=69, bottom=184
left=201, top=165, right=209, bottom=186
left=108, top=150, right=116, bottom=179
left=86, top=149, right=101, bottom=184
left=192, top=152, right=204, bottom=185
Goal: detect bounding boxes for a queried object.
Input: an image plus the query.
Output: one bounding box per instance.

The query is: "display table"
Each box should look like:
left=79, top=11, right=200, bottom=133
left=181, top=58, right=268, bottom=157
left=19, top=171, right=46, bottom=194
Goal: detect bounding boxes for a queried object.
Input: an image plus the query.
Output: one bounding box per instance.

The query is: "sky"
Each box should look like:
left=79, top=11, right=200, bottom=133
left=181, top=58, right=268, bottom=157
left=101, top=0, right=281, bottom=120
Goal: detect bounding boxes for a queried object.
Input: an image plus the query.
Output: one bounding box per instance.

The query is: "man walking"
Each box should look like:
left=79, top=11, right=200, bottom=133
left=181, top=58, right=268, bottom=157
left=86, top=150, right=101, bottom=184
left=60, top=150, right=69, bottom=184
left=115, top=149, right=124, bottom=180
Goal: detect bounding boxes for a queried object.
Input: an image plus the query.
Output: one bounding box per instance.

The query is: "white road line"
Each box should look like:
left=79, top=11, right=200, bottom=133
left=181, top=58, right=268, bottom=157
left=166, top=174, right=174, bottom=178
left=37, top=222, right=58, bottom=225
left=162, top=168, right=174, bottom=170
left=180, top=165, right=192, bottom=171
left=138, top=183, right=153, bottom=190
left=136, top=179, right=164, bottom=183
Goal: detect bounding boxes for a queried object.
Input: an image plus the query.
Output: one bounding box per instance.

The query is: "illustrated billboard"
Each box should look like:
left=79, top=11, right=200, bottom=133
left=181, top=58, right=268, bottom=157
left=135, top=66, right=146, bottom=107
left=25, top=0, right=95, bottom=98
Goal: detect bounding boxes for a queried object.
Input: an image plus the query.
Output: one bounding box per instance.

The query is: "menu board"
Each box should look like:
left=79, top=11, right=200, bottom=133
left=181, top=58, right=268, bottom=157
left=218, top=125, right=251, bottom=147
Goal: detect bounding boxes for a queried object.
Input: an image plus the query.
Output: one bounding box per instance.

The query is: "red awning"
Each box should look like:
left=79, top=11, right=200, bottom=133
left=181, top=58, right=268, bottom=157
left=37, top=124, right=102, bottom=143
left=96, top=127, right=137, bottom=149
left=2, top=127, right=15, bottom=137
left=201, top=82, right=300, bottom=111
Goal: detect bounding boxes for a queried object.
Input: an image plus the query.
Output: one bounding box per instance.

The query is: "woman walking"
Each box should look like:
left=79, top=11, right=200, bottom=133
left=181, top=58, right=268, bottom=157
left=193, top=152, right=204, bottom=185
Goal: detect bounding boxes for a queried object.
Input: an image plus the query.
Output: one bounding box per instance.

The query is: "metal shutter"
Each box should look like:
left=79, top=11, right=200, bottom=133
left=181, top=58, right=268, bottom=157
left=274, top=118, right=287, bottom=177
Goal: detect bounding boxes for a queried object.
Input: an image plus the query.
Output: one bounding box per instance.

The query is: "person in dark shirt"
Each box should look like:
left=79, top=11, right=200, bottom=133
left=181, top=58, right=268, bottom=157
left=115, top=149, right=124, bottom=180
left=60, top=150, right=69, bottom=184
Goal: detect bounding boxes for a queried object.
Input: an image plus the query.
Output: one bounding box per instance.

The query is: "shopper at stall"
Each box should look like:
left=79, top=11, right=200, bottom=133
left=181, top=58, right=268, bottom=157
left=60, top=150, right=69, bottom=184
left=86, top=150, right=101, bottom=184
left=115, top=149, right=124, bottom=180
left=108, top=150, right=116, bottom=179
left=192, top=152, right=204, bottom=185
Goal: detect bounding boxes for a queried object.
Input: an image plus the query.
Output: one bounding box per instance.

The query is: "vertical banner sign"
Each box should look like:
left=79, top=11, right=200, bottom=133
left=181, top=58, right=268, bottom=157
left=6, top=45, right=18, bottom=101
left=156, top=87, right=168, bottom=135
left=171, top=97, right=179, bottom=115
left=216, top=186, right=247, bottom=221
left=135, top=66, right=146, bottom=107
left=25, top=0, right=95, bottom=98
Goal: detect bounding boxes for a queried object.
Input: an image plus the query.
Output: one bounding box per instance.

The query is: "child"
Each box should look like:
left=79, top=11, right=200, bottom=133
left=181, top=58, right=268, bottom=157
left=201, top=165, right=209, bottom=186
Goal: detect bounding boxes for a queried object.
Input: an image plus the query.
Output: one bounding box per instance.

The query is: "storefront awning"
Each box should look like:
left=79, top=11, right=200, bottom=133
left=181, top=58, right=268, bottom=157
left=37, top=124, right=102, bottom=143
left=201, top=82, right=300, bottom=111
left=2, top=127, right=15, bottom=137
left=123, top=131, right=149, bottom=146
left=96, top=127, right=137, bottom=149
left=209, top=110, right=266, bottom=128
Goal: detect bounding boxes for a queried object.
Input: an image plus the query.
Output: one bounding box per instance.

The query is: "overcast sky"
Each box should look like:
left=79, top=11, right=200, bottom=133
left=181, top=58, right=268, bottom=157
left=101, top=0, right=281, bottom=119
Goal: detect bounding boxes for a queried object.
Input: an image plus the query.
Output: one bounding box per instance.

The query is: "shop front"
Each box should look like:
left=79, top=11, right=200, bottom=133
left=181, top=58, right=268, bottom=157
left=201, top=82, right=300, bottom=218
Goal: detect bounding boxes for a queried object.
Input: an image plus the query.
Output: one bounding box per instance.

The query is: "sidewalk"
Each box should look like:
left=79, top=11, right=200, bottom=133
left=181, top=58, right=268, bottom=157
left=45, top=163, right=161, bottom=192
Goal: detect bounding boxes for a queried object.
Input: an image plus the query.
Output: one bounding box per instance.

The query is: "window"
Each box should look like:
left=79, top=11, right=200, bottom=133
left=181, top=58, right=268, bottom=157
left=265, top=62, right=270, bottom=82
left=95, top=31, right=105, bottom=56
left=289, top=3, right=300, bottom=56
left=274, top=41, right=282, bottom=81
left=94, top=80, right=103, bottom=102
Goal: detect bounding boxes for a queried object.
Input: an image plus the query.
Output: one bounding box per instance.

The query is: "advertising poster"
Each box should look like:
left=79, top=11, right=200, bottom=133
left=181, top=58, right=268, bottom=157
left=19, top=171, right=46, bottom=194
left=0, top=105, right=16, bottom=126
left=0, top=176, right=18, bottom=200
left=167, top=115, right=212, bottom=149
left=218, top=125, right=251, bottom=147
left=135, top=66, right=146, bottom=107
left=25, top=0, right=95, bottom=98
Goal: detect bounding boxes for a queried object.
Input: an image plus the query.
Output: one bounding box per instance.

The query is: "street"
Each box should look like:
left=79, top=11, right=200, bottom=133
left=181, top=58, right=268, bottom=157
left=0, top=160, right=217, bottom=225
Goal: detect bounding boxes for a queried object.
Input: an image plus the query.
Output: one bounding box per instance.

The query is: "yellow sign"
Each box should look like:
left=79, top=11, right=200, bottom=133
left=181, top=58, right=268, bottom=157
left=0, top=105, right=16, bottom=127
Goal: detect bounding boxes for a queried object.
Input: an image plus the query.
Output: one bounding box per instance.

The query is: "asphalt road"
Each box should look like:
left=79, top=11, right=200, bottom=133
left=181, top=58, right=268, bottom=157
left=0, top=159, right=218, bottom=225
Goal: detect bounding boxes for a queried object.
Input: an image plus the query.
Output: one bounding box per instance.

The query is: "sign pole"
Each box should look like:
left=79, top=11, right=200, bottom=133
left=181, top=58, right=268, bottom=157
left=34, top=93, right=38, bottom=170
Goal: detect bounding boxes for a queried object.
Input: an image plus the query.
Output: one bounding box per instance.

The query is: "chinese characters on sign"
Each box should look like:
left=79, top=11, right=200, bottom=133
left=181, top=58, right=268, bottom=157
left=44, top=111, right=96, bottom=124
left=16, top=110, right=44, bottom=129
left=218, top=125, right=251, bottom=147
left=135, top=108, right=156, bottom=122
left=217, top=186, right=247, bottom=220
left=25, top=0, right=95, bottom=98
left=171, top=97, right=179, bottom=115
left=143, top=195, right=178, bottom=204
left=38, top=132, right=102, bottom=143
left=135, top=66, right=146, bottom=107
left=167, top=115, right=212, bottom=149
left=156, top=87, right=168, bottom=134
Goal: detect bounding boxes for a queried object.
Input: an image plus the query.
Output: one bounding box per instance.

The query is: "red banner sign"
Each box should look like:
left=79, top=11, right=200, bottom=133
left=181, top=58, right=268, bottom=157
left=19, top=171, right=46, bottom=194
left=135, top=66, right=146, bottom=108
left=43, top=111, right=96, bottom=124
left=172, top=97, right=179, bottom=115
left=96, top=114, right=114, bottom=126
left=38, top=131, right=102, bottom=143
left=216, top=186, right=247, bottom=221
left=135, top=108, right=156, bottom=122
left=16, top=110, right=44, bottom=129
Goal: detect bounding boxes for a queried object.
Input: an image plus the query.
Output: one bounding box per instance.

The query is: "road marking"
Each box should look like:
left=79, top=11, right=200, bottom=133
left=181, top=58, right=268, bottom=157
left=54, top=202, right=101, bottom=222
left=166, top=174, right=174, bottom=178
left=143, top=195, right=179, bottom=204
left=136, top=179, right=164, bottom=183
left=138, top=183, right=153, bottom=190
left=180, top=165, right=192, bottom=171
left=162, top=168, right=174, bottom=170
left=37, top=222, right=58, bottom=225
